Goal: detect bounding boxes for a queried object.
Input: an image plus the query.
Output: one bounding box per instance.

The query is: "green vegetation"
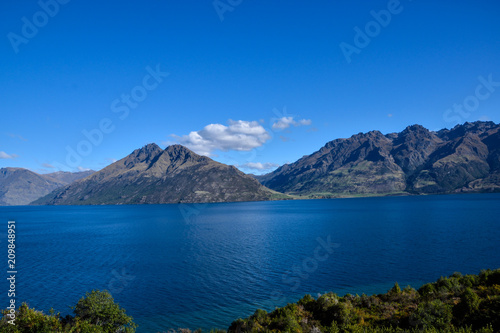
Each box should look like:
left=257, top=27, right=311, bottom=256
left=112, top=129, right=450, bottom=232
left=291, top=191, right=409, bottom=200
left=228, top=269, right=500, bottom=332
left=1, top=270, right=499, bottom=332
left=0, top=290, right=136, bottom=333
left=268, top=190, right=295, bottom=200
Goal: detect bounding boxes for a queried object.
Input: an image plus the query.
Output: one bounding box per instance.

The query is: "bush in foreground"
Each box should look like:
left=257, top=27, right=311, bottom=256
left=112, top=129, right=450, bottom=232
left=0, top=290, right=136, bottom=333
left=229, top=269, right=500, bottom=333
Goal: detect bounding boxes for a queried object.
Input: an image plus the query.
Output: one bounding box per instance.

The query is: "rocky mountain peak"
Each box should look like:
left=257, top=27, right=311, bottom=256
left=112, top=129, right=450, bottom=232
left=137, top=143, right=163, bottom=156
left=161, top=144, right=210, bottom=168
left=259, top=121, right=500, bottom=196
left=123, top=143, right=163, bottom=168
left=164, top=144, right=196, bottom=158
left=395, top=124, right=436, bottom=143
left=438, top=121, right=498, bottom=141
left=33, top=143, right=280, bottom=205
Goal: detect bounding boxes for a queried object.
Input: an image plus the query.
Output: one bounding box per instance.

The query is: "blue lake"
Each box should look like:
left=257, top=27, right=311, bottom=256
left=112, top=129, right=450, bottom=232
left=1, top=193, right=499, bottom=332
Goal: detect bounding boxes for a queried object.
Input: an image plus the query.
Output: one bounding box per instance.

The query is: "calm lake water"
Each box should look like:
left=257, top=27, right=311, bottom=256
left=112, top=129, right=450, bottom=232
left=0, top=193, right=499, bottom=332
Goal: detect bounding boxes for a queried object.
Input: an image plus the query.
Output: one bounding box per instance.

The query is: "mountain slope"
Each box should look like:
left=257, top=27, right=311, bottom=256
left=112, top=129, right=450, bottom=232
left=44, top=170, right=95, bottom=184
left=259, top=121, right=500, bottom=196
left=33, top=144, right=282, bottom=205
left=0, top=168, right=94, bottom=206
left=259, top=130, right=407, bottom=195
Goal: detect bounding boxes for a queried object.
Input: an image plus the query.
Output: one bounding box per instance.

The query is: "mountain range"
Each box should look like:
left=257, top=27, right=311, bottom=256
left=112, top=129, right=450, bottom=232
left=2, top=121, right=499, bottom=206
left=33, top=144, right=283, bottom=205
left=0, top=168, right=94, bottom=205
left=257, top=121, right=500, bottom=197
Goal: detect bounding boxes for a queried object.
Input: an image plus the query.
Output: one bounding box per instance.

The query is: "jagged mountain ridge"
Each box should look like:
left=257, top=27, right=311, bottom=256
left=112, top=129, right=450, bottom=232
left=33, top=144, right=281, bottom=205
left=258, top=121, right=500, bottom=196
left=0, top=168, right=94, bottom=206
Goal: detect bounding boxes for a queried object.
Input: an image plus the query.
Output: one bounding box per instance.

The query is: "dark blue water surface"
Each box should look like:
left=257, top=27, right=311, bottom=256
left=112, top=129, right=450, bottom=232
left=0, top=193, right=499, bottom=332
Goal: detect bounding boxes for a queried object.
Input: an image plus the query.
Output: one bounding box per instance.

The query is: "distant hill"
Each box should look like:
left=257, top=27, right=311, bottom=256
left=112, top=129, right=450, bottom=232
left=0, top=168, right=94, bottom=206
left=258, top=121, right=500, bottom=197
left=33, top=144, right=283, bottom=205
left=44, top=170, right=95, bottom=184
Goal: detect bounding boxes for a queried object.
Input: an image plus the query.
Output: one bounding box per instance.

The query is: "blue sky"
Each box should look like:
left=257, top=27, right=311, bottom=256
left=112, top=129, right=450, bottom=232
left=1, top=0, right=499, bottom=174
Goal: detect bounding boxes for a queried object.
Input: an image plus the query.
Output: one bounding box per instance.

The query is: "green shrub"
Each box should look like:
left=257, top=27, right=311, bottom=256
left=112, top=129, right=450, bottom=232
left=0, top=303, right=63, bottom=333
left=71, top=290, right=136, bottom=333
left=0, top=290, right=136, bottom=333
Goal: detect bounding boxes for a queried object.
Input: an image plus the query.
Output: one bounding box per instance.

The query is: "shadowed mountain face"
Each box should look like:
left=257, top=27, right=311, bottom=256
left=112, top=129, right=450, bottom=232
left=33, top=144, right=279, bottom=205
left=0, top=168, right=94, bottom=206
left=258, top=121, right=500, bottom=196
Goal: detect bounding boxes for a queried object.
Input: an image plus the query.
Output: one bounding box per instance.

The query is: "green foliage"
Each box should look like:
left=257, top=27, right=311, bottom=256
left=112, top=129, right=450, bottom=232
left=479, top=269, right=500, bottom=286
left=0, top=303, right=63, bottom=333
left=390, top=282, right=402, bottom=295
left=71, top=290, right=136, bottom=333
left=409, top=300, right=452, bottom=330
left=453, top=287, right=481, bottom=324
left=0, top=290, right=136, bottom=333
left=229, top=269, right=500, bottom=333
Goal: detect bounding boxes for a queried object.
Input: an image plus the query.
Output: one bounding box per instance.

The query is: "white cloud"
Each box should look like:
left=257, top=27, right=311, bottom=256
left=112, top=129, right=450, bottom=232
left=272, top=116, right=295, bottom=130
left=77, top=166, right=91, bottom=171
left=172, top=120, right=271, bottom=156
left=272, top=116, right=312, bottom=130
left=0, top=151, right=17, bottom=159
left=239, top=162, right=280, bottom=171
left=42, top=163, right=55, bottom=169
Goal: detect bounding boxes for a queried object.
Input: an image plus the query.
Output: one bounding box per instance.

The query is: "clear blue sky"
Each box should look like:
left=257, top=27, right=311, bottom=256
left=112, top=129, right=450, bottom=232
left=1, top=0, right=499, bottom=174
